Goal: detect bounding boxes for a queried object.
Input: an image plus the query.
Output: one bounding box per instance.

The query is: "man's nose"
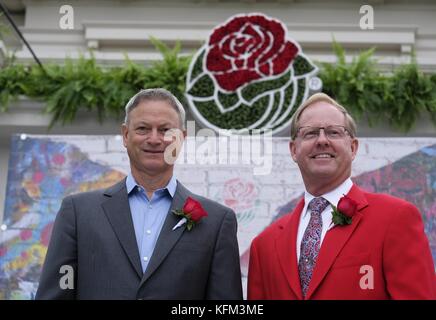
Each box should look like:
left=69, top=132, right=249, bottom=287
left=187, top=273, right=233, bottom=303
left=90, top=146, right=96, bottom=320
left=146, top=129, right=162, bottom=144
left=316, top=128, right=330, bottom=145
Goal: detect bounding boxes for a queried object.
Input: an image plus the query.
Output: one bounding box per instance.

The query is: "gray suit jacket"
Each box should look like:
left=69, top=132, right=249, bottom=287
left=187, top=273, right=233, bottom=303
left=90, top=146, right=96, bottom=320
left=35, top=179, right=242, bottom=299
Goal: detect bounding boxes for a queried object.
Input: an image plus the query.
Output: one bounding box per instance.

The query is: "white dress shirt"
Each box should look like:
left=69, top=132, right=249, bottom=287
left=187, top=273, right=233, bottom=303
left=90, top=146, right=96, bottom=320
left=296, top=178, right=354, bottom=261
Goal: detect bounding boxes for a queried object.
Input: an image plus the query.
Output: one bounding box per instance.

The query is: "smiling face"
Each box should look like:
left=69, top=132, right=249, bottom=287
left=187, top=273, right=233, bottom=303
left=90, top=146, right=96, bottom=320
left=289, top=101, right=359, bottom=195
left=122, top=99, right=185, bottom=180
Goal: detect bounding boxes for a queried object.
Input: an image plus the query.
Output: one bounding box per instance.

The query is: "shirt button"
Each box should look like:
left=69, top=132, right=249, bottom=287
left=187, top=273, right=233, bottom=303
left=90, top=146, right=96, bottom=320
left=143, top=256, right=148, bottom=261
left=148, top=205, right=152, bottom=209
left=146, top=230, right=151, bottom=235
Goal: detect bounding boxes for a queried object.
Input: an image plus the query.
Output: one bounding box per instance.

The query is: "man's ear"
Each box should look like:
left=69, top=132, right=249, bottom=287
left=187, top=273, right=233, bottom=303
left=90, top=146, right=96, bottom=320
left=289, top=140, right=298, bottom=162
left=121, top=123, right=128, bottom=148
left=350, top=138, right=359, bottom=161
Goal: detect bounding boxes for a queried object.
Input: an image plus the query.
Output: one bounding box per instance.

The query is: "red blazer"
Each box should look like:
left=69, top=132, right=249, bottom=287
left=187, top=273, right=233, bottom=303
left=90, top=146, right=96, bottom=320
left=248, top=185, right=436, bottom=300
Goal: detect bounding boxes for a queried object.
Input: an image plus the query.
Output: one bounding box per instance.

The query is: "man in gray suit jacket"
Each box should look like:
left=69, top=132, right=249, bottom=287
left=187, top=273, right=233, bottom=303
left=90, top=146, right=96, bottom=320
left=36, top=88, right=242, bottom=300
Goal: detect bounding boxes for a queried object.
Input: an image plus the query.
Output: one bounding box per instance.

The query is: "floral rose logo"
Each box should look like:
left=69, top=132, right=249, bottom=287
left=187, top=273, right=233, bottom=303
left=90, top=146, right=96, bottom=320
left=223, top=178, right=258, bottom=212
left=186, top=13, right=319, bottom=135
left=206, top=15, right=299, bottom=91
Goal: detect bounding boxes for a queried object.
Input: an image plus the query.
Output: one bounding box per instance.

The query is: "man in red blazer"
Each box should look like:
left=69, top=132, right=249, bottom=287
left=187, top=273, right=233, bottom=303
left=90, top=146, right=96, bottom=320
left=248, top=93, right=435, bottom=300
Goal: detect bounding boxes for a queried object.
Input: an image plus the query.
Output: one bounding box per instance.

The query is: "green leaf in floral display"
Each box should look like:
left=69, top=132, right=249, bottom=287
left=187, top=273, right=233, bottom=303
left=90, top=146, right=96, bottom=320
left=241, top=70, right=291, bottom=104
left=187, top=74, right=215, bottom=98
left=272, top=78, right=305, bottom=131
left=193, top=95, right=270, bottom=130
left=218, top=90, right=239, bottom=110
left=293, top=54, right=316, bottom=77
left=283, top=79, right=295, bottom=109
left=265, top=79, right=294, bottom=130
left=253, top=91, right=281, bottom=129
left=190, top=49, right=206, bottom=82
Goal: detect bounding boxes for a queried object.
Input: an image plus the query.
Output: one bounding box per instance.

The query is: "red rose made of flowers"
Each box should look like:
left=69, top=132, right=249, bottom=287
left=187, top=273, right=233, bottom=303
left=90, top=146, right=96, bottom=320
left=205, top=14, right=299, bottom=91
left=331, top=195, right=358, bottom=226
left=172, top=197, right=208, bottom=231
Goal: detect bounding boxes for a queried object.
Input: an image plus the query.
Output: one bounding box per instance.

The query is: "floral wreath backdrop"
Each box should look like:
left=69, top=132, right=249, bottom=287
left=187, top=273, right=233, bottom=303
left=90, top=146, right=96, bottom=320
left=185, top=13, right=318, bottom=134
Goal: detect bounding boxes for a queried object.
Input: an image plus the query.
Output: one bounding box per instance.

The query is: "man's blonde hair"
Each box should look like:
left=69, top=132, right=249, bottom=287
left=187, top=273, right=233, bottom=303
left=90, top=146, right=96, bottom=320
left=290, top=92, right=357, bottom=140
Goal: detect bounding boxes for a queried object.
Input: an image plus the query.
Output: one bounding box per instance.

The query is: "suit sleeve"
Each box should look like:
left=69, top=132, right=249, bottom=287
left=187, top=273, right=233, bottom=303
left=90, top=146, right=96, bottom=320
left=35, top=196, right=78, bottom=299
left=383, top=202, right=436, bottom=299
left=247, top=238, right=265, bottom=299
left=206, top=209, right=243, bottom=300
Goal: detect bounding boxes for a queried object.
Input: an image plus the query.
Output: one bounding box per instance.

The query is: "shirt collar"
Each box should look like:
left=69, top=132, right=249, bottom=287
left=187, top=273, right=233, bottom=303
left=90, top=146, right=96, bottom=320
left=126, top=173, right=177, bottom=198
left=303, top=177, right=353, bottom=219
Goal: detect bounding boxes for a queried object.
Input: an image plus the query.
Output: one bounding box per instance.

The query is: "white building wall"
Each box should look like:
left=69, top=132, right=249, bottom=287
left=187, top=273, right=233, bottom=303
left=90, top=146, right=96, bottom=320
left=1, top=0, right=434, bottom=71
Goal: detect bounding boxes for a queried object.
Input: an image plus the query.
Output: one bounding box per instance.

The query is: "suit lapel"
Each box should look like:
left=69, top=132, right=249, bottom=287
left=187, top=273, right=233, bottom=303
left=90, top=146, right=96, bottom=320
left=275, top=199, right=305, bottom=300
left=101, top=179, right=143, bottom=278
left=139, top=181, right=189, bottom=287
left=305, top=185, right=369, bottom=299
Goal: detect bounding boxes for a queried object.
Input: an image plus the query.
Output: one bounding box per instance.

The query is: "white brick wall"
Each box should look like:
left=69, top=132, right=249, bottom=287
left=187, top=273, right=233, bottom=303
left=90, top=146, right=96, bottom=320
left=1, top=134, right=435, bottom=299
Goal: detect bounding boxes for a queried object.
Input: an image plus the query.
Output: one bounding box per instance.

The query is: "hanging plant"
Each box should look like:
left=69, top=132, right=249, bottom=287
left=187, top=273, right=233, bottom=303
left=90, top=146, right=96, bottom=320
left=0, top=39, right=435, bottom=132
left=0, top=38, right=191, bottom=127
left=384, top=59, right=436, bottom=131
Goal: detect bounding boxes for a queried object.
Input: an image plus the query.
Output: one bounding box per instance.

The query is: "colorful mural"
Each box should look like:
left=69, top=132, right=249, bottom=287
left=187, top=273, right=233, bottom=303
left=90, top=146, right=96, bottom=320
left=1, top=135, right=435, bottom=299
left=0, top=136, right=124, bottom=299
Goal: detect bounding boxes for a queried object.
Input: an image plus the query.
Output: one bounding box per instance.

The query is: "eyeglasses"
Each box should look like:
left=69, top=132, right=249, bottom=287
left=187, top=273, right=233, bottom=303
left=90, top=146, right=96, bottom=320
left=296, top=125, right=351, bottom=141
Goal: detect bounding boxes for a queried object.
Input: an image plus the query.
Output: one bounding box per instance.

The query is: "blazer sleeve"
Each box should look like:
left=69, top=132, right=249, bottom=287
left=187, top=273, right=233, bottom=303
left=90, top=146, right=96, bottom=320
left=206, top=209, right=243, bottom=300
left=383, top=202, right=436, bottom=299
left=35, top=196, right=78, bottom=299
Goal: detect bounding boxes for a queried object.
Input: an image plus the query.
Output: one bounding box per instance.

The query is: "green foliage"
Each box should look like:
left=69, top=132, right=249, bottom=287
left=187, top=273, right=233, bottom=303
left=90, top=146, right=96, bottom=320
left=146, top=37, right=191, bottom=105
left=319, top=42, right=436, bottom=131
left=0, top=38, right=435, bottom=132
left=272, top=78, right=306, bottom=131
left=293, top=54, right=316, bottom=77
left=319, top=41, right=386, bottom=125
left=384, top=59, right=436, bottom=131
left=102, top=58, right=148, bottom=118
left=194, top=95, right=270, bottom=129
left=25, top=57, right=109, bottom=126
left=0, top=63, right=27, bottom=111
left=241, top=70, right=290, bottom=103
left=218, top=91, right=239, bottom=110
left=188, top=74, right=215, bottom=97
left=190, top=49, right=205, bottom=81
left=255, top=91, right=281, bottom=129
left=0, top=38, right=191, bottom=127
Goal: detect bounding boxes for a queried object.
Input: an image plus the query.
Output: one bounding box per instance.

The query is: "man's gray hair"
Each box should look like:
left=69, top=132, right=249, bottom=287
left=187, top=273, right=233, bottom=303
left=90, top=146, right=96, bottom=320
left=124, top=88, right=186, bottom=129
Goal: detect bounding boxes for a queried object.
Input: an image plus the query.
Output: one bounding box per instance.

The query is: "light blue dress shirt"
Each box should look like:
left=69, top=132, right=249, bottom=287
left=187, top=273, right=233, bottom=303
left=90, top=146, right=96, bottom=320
left=126, top=173, right=177, bottom=273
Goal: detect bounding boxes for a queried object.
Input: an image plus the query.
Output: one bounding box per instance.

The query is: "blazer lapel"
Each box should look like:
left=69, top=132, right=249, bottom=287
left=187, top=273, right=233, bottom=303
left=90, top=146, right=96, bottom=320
left=139, top=181, right=189, bottom=287
left=275, top=199, right=305, bottom=300
left=305, top=185, right=369, bottom=299
left=101, top=179, right=143, bottom=279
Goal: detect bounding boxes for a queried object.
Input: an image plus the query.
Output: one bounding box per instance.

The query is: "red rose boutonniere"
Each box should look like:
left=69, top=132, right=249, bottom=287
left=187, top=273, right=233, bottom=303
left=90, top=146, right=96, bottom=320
left=331, top=195, right=358, bottom=226
left=172, top=197, right=208, bottom=231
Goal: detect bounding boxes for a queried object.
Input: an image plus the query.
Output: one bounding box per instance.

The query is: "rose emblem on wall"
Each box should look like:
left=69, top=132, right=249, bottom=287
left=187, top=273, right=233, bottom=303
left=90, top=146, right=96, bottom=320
left=186, top=13, right=319, bottom=134
left=223, top=178, right=258, bottom=212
